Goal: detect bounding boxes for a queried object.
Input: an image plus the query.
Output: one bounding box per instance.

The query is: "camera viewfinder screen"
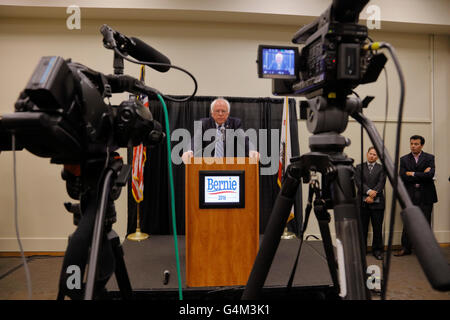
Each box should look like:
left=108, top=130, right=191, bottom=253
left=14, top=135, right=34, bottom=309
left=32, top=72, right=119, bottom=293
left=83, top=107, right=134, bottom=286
left=261, top=48, right=296, bottom=78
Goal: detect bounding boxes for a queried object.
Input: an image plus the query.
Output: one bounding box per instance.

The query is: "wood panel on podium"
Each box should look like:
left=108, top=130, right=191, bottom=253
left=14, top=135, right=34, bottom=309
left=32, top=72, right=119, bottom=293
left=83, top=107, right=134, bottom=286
left=185, top=157, right=259, bottom=287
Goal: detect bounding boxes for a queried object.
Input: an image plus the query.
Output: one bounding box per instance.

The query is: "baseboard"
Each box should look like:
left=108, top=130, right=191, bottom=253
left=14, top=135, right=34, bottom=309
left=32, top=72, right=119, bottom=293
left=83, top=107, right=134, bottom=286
left=304, top=231, right=403, bottom=246
left=300, top=231, right=450, bottom=247
left=0, top=237, right=68, bottom=252
left=0, top=232, right=448, bottom=253
left=0, top=236, right=126, bottom=252
left=0, top=251, right=65, bottom=257
left=433, top=231, right=450, bottom=243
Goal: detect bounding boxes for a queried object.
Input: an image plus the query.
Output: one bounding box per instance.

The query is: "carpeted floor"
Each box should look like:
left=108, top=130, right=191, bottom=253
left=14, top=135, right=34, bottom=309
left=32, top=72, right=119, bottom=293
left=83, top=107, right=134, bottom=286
left=1, top=245, right=449, bottom=300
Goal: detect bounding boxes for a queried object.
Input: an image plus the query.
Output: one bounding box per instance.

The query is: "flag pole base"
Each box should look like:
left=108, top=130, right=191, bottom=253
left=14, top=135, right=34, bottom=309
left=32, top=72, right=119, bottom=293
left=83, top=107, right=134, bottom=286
left=281, top=227, right=297, bottom=240
left=127, top=228, right=149, bottom=241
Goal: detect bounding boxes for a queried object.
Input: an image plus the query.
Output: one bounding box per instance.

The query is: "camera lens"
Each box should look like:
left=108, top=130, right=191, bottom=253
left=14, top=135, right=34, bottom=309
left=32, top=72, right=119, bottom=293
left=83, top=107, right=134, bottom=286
left=120, top=109, right=133, bottom=122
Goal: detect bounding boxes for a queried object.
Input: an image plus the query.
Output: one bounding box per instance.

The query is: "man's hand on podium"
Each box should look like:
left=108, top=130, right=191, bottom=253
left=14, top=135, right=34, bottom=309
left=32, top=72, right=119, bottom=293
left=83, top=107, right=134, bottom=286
left=182, top=150, right=194, bottom=164
left=249, top=150, right=260, bottom=162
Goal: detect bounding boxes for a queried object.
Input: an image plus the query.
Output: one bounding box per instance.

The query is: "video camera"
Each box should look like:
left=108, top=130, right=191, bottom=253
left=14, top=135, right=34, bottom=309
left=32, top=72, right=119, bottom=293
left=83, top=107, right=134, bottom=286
left=257, top=0, right=386, bottom=99
left=248, top=0, right=450, bottom=300
left=0, top=54, right=163, bottom=164
left=0, top=25, right=199, bottom=300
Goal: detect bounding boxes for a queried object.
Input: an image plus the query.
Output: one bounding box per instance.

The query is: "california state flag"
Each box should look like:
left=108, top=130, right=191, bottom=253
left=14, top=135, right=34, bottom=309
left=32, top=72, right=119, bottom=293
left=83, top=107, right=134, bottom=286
left=278, top=97, right=295, bottom=221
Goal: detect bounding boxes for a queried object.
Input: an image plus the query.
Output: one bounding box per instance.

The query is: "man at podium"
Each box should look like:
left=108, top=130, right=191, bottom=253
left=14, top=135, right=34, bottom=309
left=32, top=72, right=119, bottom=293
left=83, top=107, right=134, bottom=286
left=182, top=97, right=259, bottom=163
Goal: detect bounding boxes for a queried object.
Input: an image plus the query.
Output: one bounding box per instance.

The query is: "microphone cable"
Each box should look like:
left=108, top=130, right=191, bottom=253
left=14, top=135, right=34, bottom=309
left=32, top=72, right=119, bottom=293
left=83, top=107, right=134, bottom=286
left=12, top=133, right=33, bottom=299
left=105, top=35, right=189, bottom=298
left=157, top=93, right=183, bottom=300
left=365, top=42, right=406, bottom=300
left=113, top=48, right=198, bottom=103
left=380, top=66, right=389, bottom=294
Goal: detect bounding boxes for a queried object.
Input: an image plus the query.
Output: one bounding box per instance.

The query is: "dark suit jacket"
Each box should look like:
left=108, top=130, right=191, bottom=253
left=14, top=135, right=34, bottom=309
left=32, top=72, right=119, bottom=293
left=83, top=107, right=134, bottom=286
left=269, top=61, right=289, bottom=71
left=191, top=116, right=250, bottom=157
left=400, top=152, right=437, bottom=204
left=354, top=162, right=386, bottom=210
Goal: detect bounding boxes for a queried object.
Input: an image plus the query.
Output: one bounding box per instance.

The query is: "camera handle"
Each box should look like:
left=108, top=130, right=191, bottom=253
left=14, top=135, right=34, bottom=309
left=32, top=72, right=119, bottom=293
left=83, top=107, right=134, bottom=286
left=114, top=51, right=124, bottom=75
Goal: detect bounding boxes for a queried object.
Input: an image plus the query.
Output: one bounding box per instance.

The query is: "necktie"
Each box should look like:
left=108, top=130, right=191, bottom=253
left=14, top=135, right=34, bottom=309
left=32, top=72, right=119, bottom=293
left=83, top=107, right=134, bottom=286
left=368, top=163, right=374, bottom=173
left=215, top=126, right=224, bottom=158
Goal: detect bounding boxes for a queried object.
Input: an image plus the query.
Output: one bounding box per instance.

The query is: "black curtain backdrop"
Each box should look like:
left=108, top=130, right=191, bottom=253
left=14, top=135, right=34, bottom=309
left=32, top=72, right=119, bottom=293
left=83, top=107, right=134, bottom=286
left=127, top=96, right=302, bottom=236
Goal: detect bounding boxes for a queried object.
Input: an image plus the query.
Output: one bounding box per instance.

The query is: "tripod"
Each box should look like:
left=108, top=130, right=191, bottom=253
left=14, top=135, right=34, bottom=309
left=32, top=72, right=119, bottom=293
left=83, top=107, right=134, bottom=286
left=57, top=152, right=133, bottom=300
left=242, top=95, right=370, bottom=300
left=243, top=92, right=450, bottom=299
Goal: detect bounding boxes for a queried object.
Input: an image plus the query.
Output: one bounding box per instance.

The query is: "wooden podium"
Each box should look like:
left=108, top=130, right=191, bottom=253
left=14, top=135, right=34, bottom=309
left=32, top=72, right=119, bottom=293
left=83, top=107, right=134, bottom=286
left=185, top=157, right=259, bottom=287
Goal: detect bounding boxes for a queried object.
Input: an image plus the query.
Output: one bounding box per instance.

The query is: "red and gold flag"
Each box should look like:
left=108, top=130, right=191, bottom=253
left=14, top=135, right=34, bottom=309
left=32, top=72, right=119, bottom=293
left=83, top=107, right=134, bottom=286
left=131, top=65, right=149, bottom=203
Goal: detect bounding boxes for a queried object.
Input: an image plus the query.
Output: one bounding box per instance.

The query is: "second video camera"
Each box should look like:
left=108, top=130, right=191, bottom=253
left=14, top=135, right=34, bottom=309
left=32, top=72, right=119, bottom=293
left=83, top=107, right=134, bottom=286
left=257, top=0, right=386, bottom=99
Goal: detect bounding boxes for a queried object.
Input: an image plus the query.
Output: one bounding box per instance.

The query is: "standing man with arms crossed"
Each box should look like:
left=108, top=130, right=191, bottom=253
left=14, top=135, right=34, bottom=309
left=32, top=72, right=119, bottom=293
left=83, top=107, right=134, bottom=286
left=395, top=135, right=438, bottom=256
left=355, top=147, right=387, bottom=260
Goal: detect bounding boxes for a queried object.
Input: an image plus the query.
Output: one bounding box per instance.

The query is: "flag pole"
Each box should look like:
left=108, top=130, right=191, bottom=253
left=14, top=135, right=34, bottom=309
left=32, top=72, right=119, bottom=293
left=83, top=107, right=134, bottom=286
left=127, top=202, right=149, bottom=241
left=127, top=65, right=149, bottom=242
left=281, top=220, right=297, bottom=239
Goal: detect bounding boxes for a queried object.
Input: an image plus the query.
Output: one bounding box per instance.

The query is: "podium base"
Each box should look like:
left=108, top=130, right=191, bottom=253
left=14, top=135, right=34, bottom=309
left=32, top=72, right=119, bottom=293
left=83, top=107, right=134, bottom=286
left=127, top=229, right=149, bottom=241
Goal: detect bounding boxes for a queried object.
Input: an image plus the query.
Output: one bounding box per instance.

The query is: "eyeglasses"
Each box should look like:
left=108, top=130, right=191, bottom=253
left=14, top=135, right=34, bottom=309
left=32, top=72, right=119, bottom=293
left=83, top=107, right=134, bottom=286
left=213, top=110, right=228, bottom=114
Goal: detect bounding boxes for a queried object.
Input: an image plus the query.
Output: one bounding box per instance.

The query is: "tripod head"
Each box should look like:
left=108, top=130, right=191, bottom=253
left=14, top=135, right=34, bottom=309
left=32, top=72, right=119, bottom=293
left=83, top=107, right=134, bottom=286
left=61, top=152, right=131, bottom=227
left=300, top=94, right=362, bottom=159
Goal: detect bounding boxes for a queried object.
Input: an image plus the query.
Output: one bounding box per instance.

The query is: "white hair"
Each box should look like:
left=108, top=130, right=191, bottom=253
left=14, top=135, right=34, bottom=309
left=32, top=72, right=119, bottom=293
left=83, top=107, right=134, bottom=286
left=210, top=97, right=231, bottom=113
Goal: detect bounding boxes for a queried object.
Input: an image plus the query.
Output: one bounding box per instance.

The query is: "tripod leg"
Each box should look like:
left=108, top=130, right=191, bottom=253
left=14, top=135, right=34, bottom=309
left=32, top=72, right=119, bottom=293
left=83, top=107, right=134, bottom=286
left=331, top=165, right=369, bottom=300
left=57, top=196, right=98, bottom=300
left=313, top=201, right=340, bottom=293
left=108, top=230, right=132, bottom=299
left=242, top=170, right=300, bottom=300
left=84, top=168, right=115, bottom=300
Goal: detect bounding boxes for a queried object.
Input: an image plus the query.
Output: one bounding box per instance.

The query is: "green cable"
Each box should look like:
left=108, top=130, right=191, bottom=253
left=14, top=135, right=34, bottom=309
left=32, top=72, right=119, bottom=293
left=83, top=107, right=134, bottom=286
left=157, top=93, right=183, bottom=300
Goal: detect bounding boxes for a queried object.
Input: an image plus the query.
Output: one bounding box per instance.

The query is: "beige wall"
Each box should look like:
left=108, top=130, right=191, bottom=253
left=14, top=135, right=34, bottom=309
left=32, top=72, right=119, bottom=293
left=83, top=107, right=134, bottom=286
left=0, top=12, right=448, bottom=251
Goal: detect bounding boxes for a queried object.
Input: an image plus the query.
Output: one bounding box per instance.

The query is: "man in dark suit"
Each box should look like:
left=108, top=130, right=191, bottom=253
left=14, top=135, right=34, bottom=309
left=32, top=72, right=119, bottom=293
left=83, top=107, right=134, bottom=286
left=395, top=135, right=438, bottom=256
left=182, top=98, right=258, bottom=163
left=355, top=146, right=387, bottom=260
left=269, top=52, right=289, bottom=72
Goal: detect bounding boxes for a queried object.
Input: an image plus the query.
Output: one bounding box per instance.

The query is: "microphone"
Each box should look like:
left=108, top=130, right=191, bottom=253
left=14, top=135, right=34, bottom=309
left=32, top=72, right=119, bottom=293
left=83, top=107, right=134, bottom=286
left=100, top=25, right=171, bottom=73
left=128, top=37, right=171, bottom=73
